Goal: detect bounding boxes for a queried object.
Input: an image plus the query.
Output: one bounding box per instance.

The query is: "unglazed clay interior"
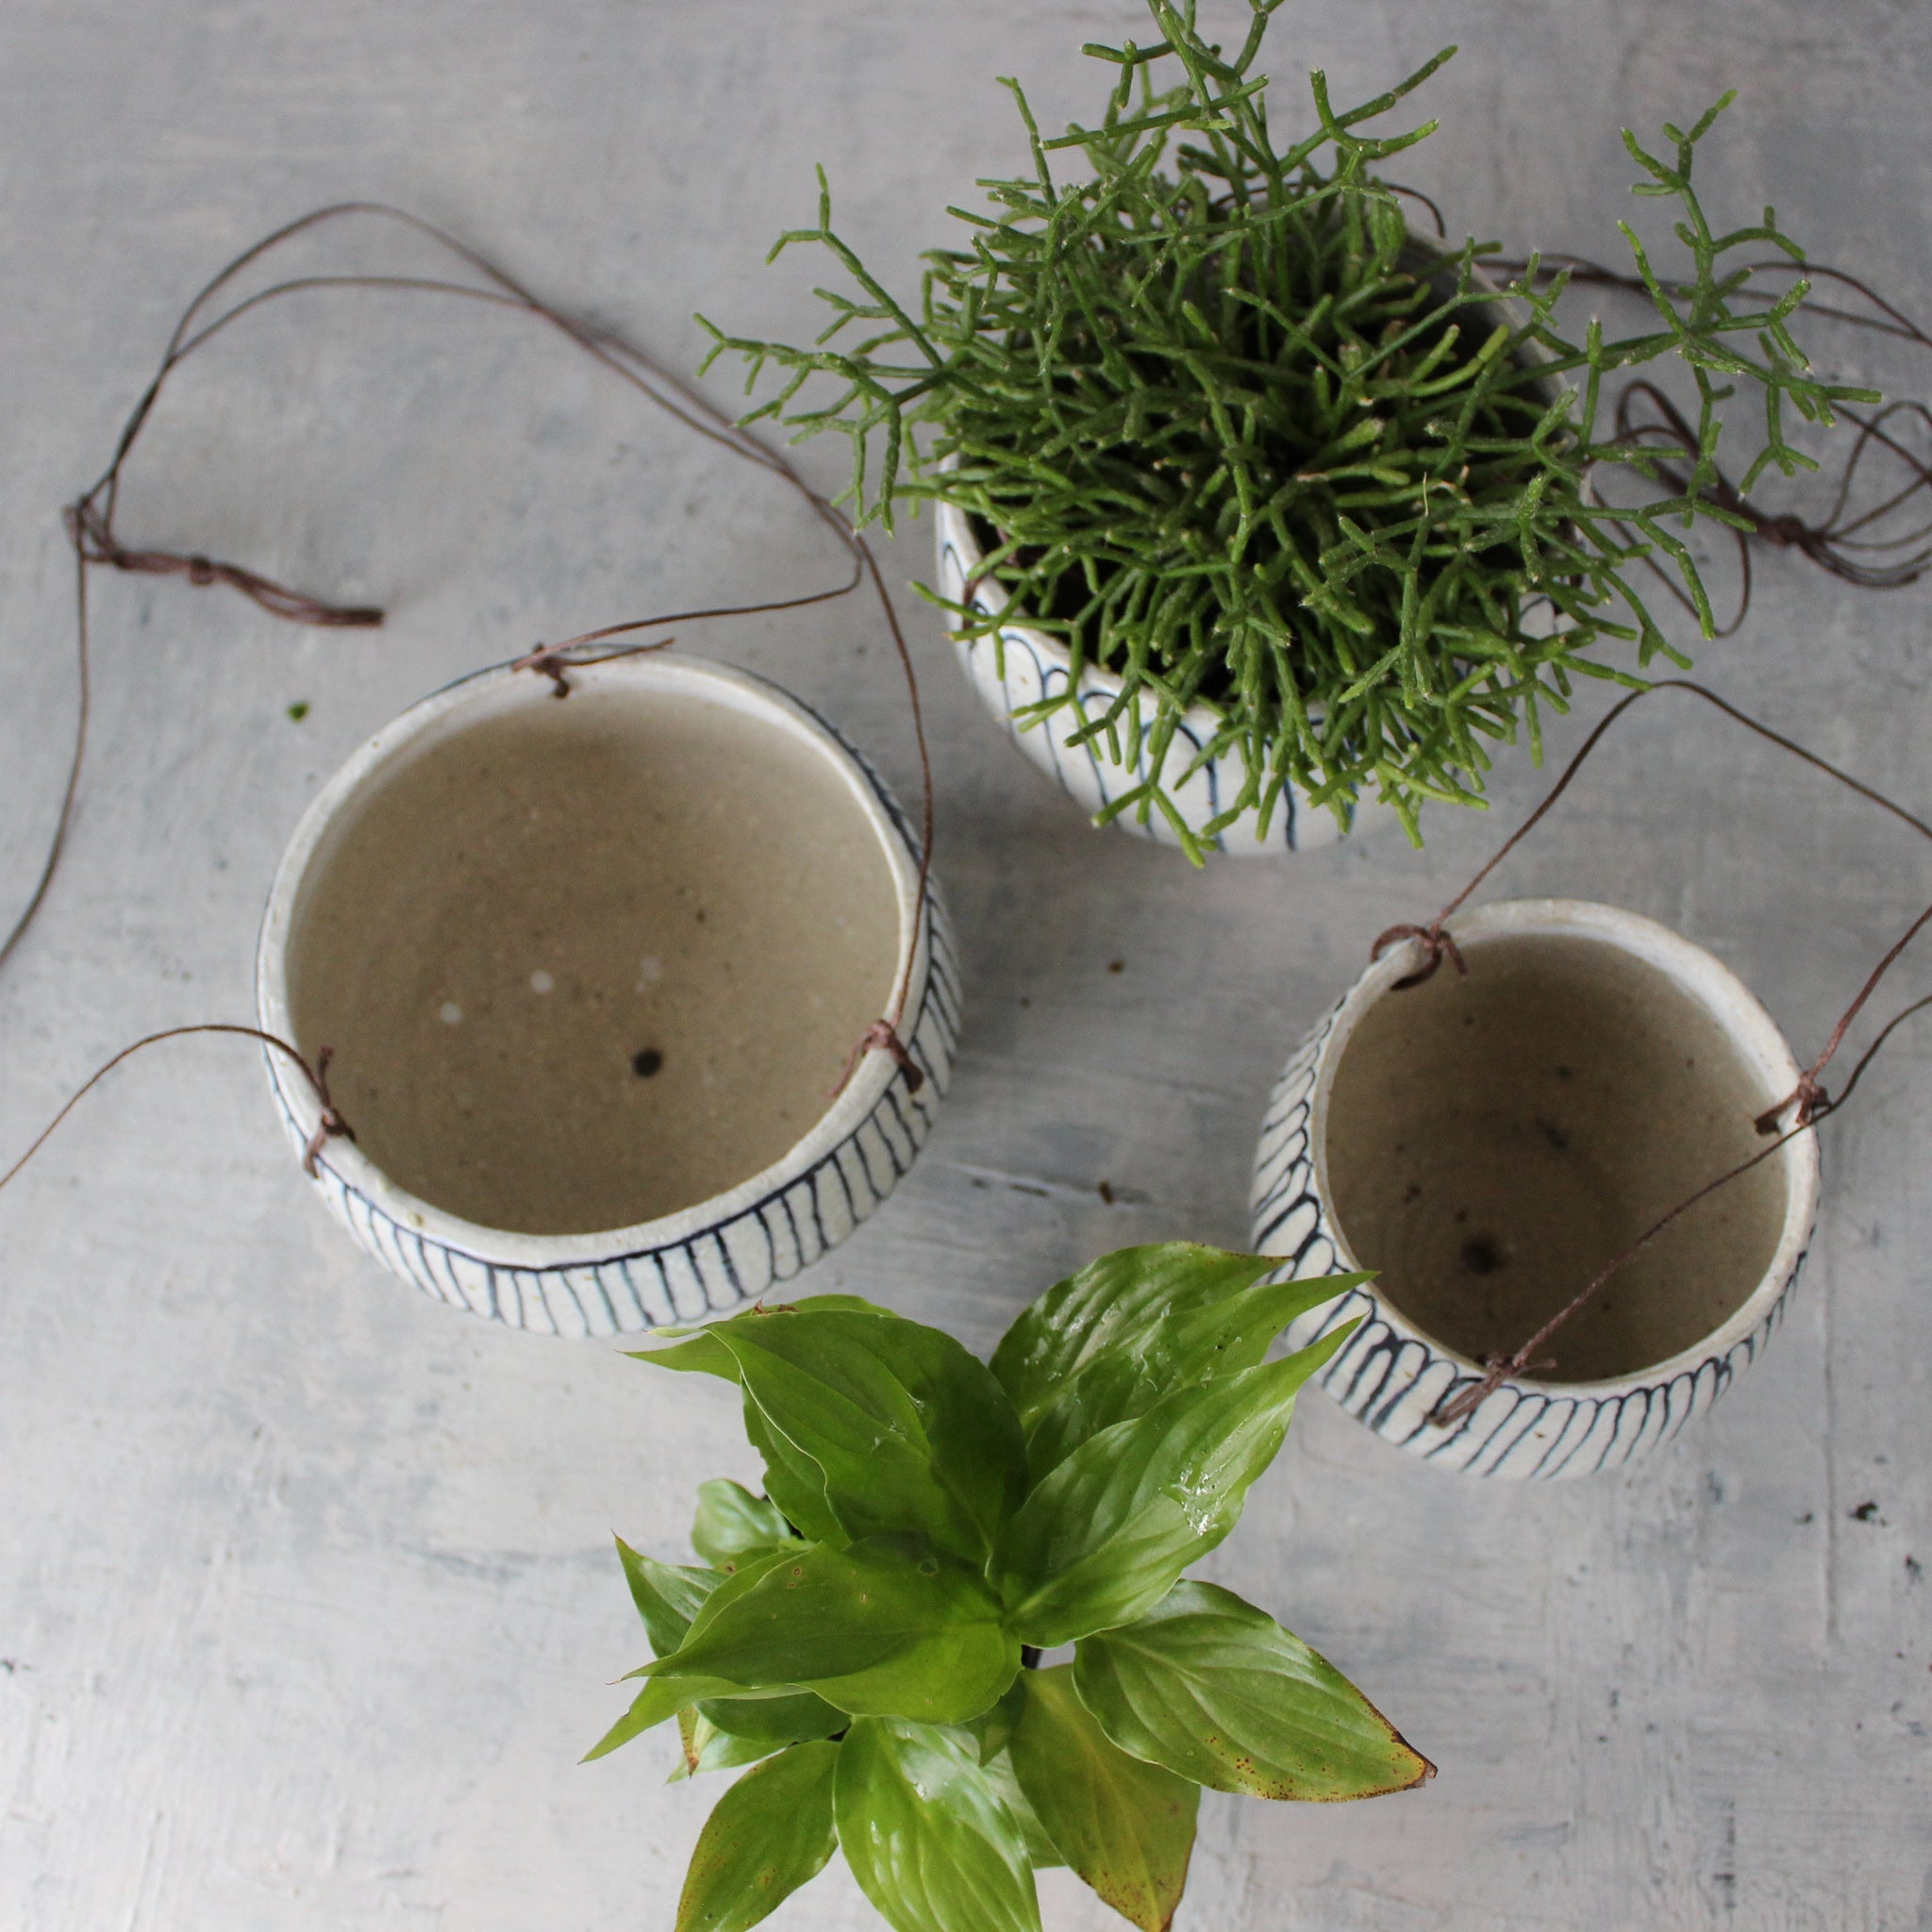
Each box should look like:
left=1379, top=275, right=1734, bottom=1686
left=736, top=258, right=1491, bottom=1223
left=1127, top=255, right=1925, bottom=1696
left=287, top=681, right=900, bottom=1236
left=1323, top=929, right=1791, bottom=1382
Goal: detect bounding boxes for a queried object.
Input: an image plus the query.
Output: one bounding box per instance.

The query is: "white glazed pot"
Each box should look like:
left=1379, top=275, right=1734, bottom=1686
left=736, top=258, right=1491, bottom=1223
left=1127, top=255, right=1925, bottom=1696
left=258, top=652, right=958, bottom=1337
left=935, top=497, right=1357, bottom=858
left=1250, top=900, right=1819, bottom=1479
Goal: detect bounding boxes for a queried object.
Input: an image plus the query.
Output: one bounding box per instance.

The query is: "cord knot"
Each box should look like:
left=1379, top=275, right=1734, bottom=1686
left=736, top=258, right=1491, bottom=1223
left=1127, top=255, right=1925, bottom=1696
left=1371, top=921, right=1468, bottom=991
left=301, top=1045, right=356, bottom=1177
left=512, top=642, right=575, bottom=697
left=1756, top=1071, right=1830, bottom=1137
left=831, top=1019, right=925, bottom=1097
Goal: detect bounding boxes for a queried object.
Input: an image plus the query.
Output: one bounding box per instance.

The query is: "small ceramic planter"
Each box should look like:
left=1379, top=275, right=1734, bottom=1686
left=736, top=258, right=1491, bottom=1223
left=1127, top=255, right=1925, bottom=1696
left=1251, top=900, right=1819, bottom=1479
left=935, top=498, right=1361, bottom=858
left=257, top=652, right=958, bottom=1337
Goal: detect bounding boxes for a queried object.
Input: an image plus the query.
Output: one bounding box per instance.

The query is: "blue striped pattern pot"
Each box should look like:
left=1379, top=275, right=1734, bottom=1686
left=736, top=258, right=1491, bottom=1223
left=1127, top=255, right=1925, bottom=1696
left=257, top=654, right=957, bottom=1338
left=1251, top=900, right=1819, bottom=1478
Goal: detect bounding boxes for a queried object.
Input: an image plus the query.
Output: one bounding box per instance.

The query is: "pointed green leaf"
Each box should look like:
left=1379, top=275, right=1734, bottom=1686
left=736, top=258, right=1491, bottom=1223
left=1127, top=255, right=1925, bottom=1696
left=991, top=1327, right=1355, bottom=1646
left=991, top=1244, right=1284, bottom=1427
left=648, top=1534, right=1020, bottom=1724
left=1073, top=1581, right=1433, bottom=1800
left=584, top=1672, right=724, bottom=1763
left=616, top=1538, right=719, bottom=1656
left=743, top=1398, right=844, bottom=1546
left=1024, top=1272, right=1366, bottom=1477
left=675, top=1740, right=840, bottom=1932
left=1008, top=1666, right=1197, bottom=1932
left=692, top=1480, right=796, bottom=1571
left=969, top=1678, right=1029, bottom=1767
left=698, top=1689, right=846, bottom=1749
left=978, top=1746, right=1065, bottom=1868
left=710, top=1307, right=1027, bottom=1561
left=626, top=1328, right=742, bottom=1380
left=835, top=1718, right=1042, bottom=1932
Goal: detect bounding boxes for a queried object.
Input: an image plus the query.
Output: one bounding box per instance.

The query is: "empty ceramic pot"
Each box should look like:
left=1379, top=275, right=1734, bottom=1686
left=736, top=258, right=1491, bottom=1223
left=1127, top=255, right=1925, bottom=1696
left=1251, top=899, right=1819, bottom=1478
left=257, top=652, right=957, bottom=1336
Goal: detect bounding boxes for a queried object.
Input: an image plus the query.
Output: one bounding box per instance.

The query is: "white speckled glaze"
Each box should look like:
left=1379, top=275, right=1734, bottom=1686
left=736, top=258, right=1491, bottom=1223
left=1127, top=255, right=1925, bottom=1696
left=256, top=652, right=958, bottom=1337
left=936, top=496, right=1388, bottom=857
left=1252, top=899, right=1821, bottom=1478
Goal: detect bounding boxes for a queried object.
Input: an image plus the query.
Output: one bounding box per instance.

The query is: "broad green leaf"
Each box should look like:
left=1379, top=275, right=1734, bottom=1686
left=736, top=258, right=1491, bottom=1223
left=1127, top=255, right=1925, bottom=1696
left=699, top=1689, right=846, bottom=1748
left=1074, top=1581, right=1433, bottom=1800
left=970, top=1678, right=1029, bottom=1767
left=1008, top=1666, right=1196, bottom=1932
left=990, top=1245, right=1285, bottom=1427
left=1024, top=1272, right=1367, bottom=1477
left=646, top=1535, right=1020, bottom=1724
left=671, top=1713, right=796, bottom=1783
left=692, top=1480, right=796, bottom=1571
left=708, top=1308, right=1027, bottom=1561
left=616, top=1538, right=720, bottom=1655
left=592, top=1550, right=811, bottom=1760
left=836, top=1718, right=1042, bottom=1932
left=675, top=1740, right=840, bottom=1932
left=978, top=1747, right=1064, bottom=1868
left=669, top=1547, right=798, bottom=1655
left=743, top=1398, right=844, bottom=1546
left=992, top=1327, right=1356, bottom=1646
left=629, top=1307, right=863, bottom=1546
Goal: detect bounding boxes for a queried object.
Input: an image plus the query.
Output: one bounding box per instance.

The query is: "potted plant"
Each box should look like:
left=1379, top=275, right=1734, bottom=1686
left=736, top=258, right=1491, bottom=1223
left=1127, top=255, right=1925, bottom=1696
left=590, top=1243, right=1431, bottom=1931
left=701, top=0, right=1872, bottom=859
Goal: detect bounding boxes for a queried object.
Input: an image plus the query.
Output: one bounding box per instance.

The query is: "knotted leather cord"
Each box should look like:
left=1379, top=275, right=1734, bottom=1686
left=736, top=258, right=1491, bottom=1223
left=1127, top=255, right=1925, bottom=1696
left=0, top=205, right=937, bottom=1203
left=1385, top=681, right=1932, bottom=1426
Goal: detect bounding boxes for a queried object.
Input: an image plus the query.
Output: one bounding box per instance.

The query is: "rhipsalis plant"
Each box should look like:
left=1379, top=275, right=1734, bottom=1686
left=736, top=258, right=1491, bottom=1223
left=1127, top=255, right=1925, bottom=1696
left=591, top=1245, right=1428, bottom=1932
left=702, top=0, right=1877, bottom=857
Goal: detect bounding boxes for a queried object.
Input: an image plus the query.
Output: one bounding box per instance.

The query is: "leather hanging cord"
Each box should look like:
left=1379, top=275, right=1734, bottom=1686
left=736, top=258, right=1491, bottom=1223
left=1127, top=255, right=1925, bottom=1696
left=1385, top=680, right=1932, bottom=1425
left=2, top=206, right=935, bottom=1137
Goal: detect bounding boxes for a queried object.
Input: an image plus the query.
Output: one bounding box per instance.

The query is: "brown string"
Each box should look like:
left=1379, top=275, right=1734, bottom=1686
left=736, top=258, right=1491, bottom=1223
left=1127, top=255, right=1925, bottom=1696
left=1479, top=253, right=1932, bottom=636
left=831, top=1019, right=926, bottom=1098
left=3, top=204, right=936, bottom=1115
left=1390, top=680, right=1932, bottom=1424
left=1375, top=677, right=1932, bottom=992
left=63, top=497, right=385, bottom=627
left=0, top=1025, right=351, bottom=1198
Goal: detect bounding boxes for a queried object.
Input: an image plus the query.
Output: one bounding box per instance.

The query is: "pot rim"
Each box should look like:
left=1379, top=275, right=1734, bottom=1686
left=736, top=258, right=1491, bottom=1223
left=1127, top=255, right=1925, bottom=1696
left=934, top=494, right=1241, bottom=743
left=255, top=650, right=928, bottom=1269
left=1307, top=896, right=1822, bottom=1398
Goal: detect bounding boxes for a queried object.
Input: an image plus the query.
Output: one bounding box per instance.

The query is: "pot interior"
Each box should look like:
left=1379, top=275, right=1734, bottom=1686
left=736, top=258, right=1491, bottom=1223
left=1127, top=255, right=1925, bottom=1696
left=1322, top=926, right=1792, bottom=1382
left=286, top=678, right=901, bottom=1237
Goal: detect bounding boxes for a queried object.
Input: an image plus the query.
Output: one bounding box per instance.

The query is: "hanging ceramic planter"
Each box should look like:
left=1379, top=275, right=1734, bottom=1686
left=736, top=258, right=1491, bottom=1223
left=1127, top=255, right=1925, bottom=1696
left=256, top=652, right=957, bottom=1337
left=1251, top=899, right=1819, bottom=1479
left=934, top=499, right=1364, bottom=858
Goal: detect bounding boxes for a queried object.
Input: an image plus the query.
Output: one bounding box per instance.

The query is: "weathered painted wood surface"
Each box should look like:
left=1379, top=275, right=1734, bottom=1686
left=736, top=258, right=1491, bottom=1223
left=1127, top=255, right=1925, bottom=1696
left=0, top=2, right=1926, bottom=1925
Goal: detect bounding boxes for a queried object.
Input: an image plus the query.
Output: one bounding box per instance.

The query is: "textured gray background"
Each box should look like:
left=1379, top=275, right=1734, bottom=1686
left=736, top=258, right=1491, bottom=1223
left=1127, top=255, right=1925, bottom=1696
left=1, top=2, right=1928, bottom=1927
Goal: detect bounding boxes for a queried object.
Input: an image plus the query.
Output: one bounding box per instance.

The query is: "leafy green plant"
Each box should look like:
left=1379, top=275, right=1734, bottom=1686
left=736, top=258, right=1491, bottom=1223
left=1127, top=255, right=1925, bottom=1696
left=701, top=0, right=1875, bottom=856
left=591, top=1244, right=1430, bottom=1932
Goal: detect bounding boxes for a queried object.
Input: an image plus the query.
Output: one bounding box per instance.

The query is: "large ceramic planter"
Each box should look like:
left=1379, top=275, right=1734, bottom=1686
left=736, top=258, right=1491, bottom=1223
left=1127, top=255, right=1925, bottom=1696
left=935, top=497, right=1358, bottom=858
left=257, top=652, right=958, bottom=1337
left=1251, top=899, right=1819, bottom=1478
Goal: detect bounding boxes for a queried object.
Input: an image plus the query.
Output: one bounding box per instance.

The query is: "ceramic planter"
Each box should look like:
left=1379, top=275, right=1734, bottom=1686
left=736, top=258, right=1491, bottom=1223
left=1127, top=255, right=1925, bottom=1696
left=935, top=497, right=1357, bottom=858
left=933, top=258, right=1548, bottom=861
left=1250, top=899, right=1819, bottom=1478
left=257, top=652, right=957, bottom=1337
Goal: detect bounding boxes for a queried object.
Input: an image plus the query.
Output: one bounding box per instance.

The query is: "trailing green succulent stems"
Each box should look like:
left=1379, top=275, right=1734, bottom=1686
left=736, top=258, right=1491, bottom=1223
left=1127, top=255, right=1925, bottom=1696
left=591, top=1244, right=1430, bottom=1932
left=701, top=0, right=1875, bottom=857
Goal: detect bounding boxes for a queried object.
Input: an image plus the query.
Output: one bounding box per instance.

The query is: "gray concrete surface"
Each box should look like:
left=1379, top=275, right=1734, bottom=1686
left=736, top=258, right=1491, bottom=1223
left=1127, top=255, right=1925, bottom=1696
left=0, top=2, right=1927, bottom=1926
